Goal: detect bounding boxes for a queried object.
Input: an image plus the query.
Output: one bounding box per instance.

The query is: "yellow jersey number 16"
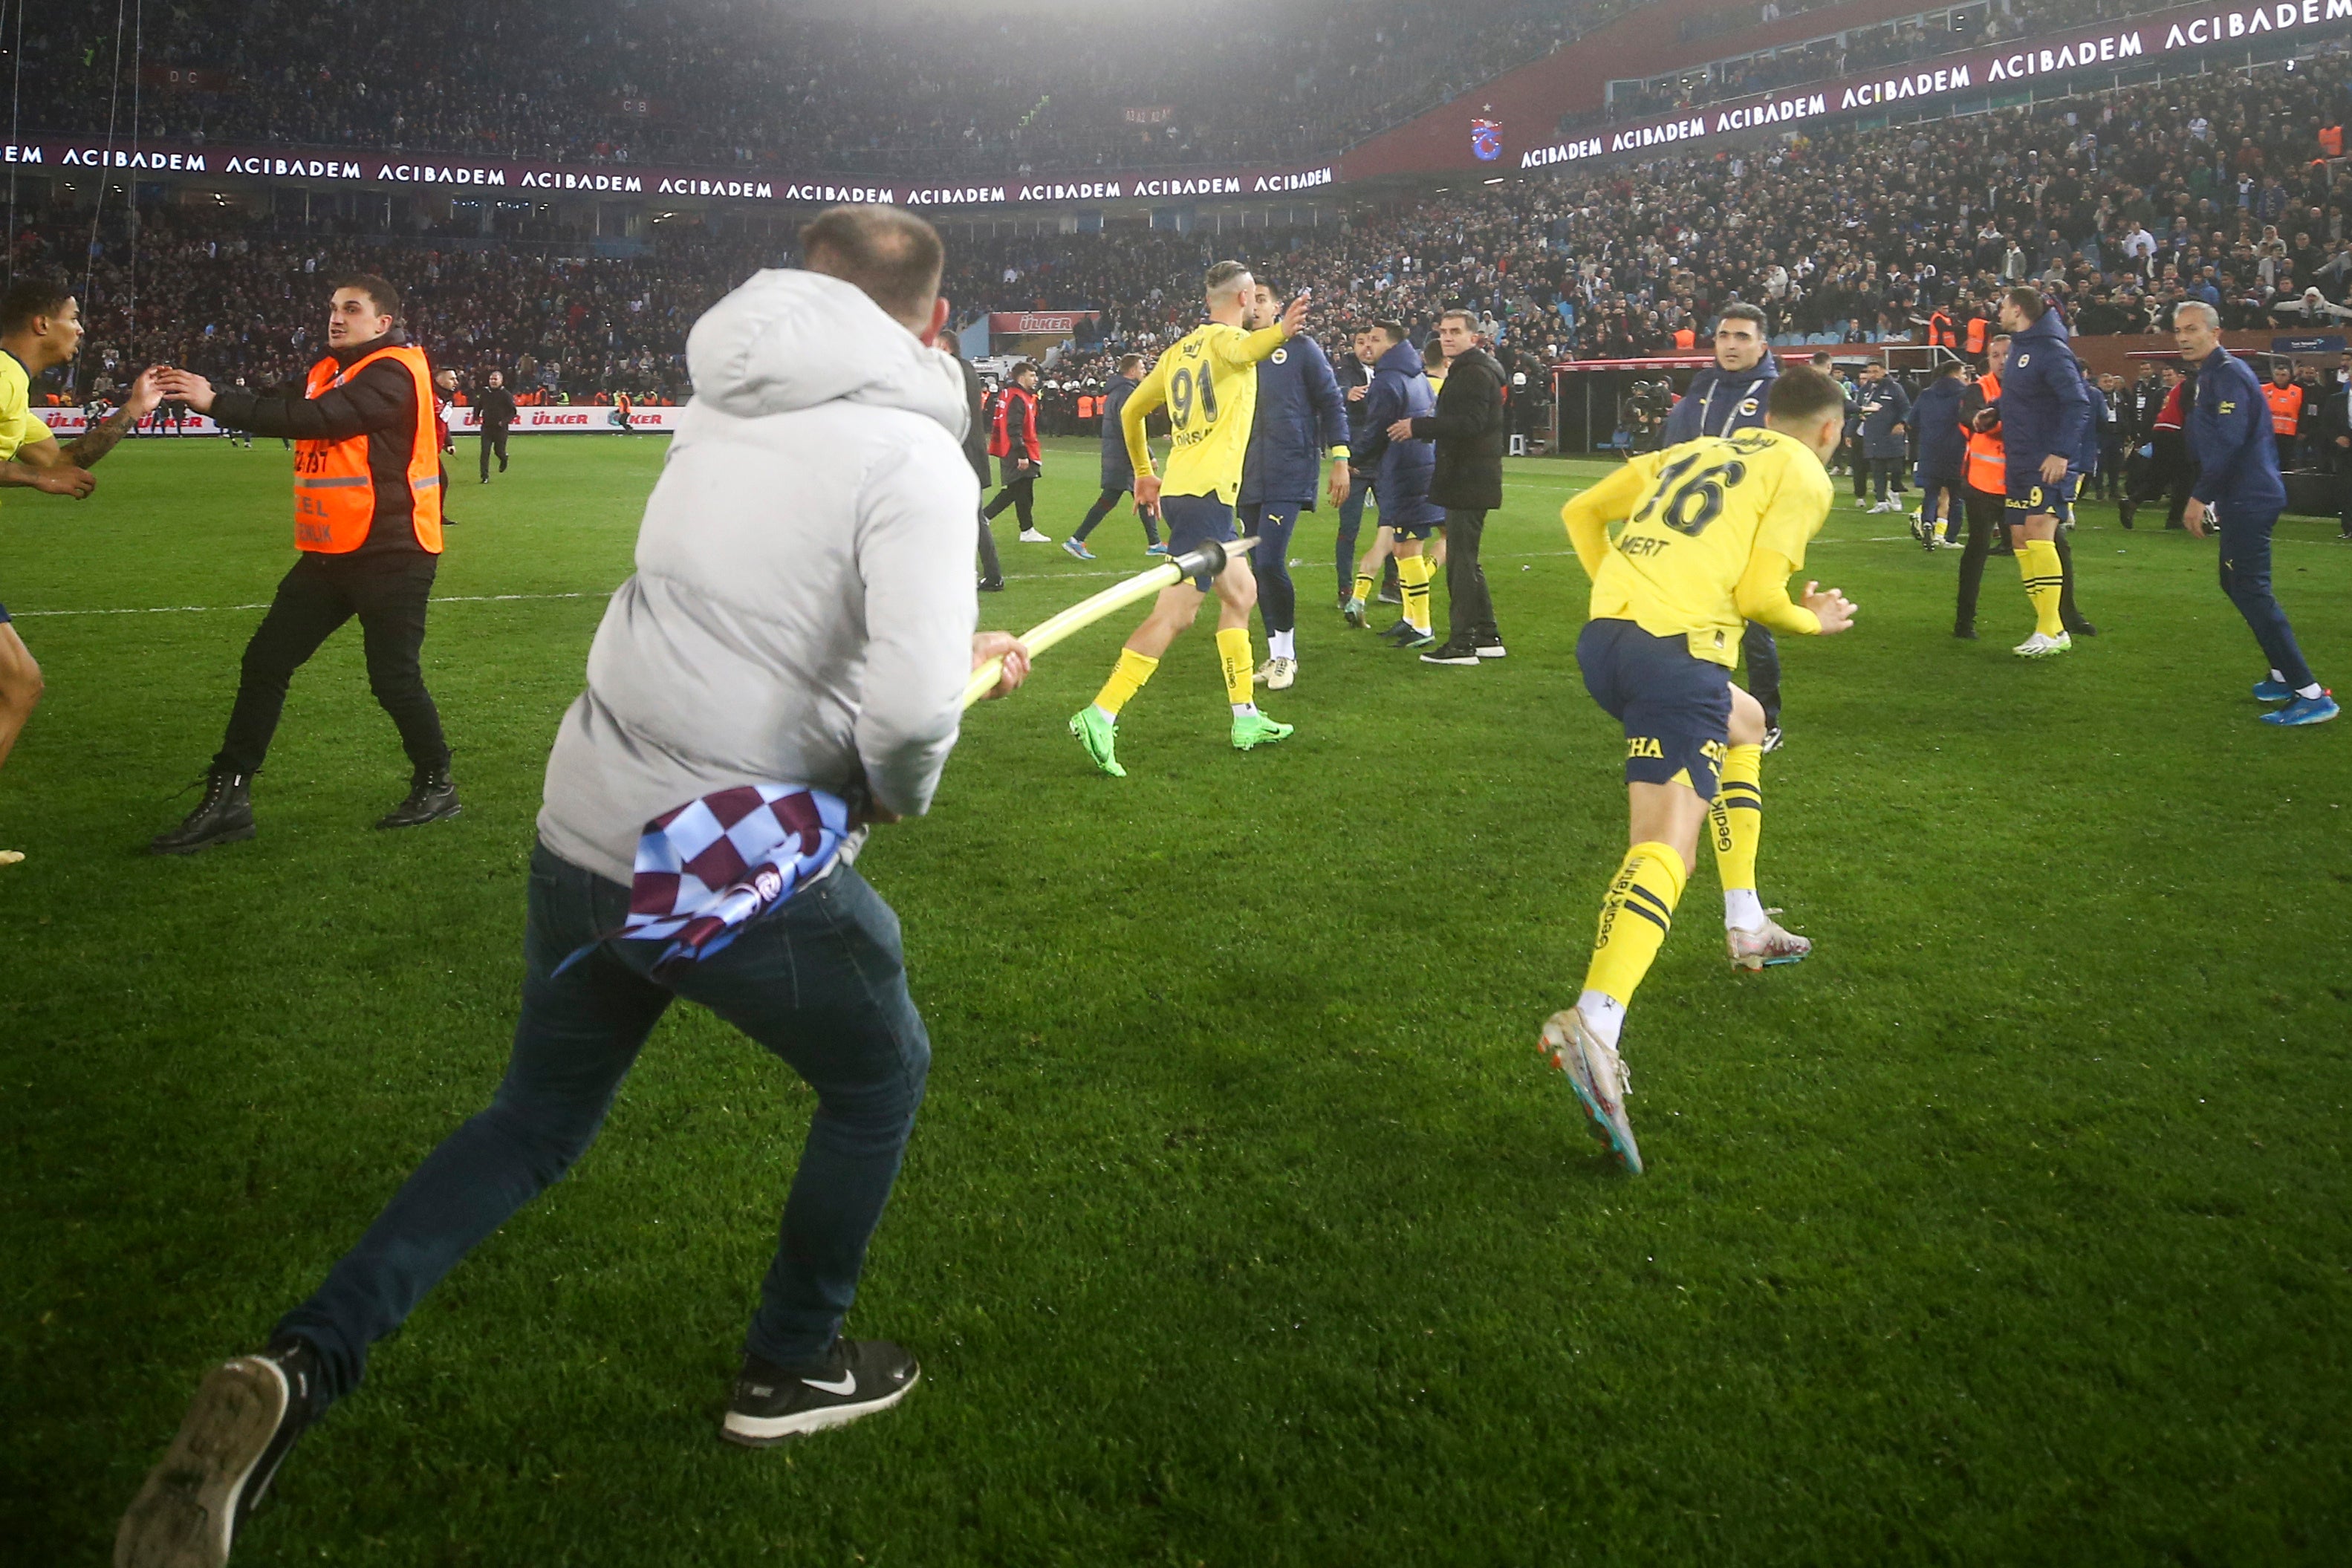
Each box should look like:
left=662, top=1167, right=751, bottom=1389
left=1634, top=449, right=1748, bottom=537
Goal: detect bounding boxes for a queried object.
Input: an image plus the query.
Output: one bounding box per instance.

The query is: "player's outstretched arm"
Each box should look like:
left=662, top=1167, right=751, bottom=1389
left=1735, top=551, right=1855, bottom=636
left=0, top=454, right=96, bottom=497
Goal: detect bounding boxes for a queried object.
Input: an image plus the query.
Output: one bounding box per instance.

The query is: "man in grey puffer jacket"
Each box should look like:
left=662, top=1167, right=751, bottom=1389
left=119, top=208, right=1030, bottom=1566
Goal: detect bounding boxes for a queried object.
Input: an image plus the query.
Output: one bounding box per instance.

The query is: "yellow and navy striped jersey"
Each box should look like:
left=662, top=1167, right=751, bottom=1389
left=1123, top=321, right=1287, bottom=503
left=1568, top=427, right=1831, bottom=667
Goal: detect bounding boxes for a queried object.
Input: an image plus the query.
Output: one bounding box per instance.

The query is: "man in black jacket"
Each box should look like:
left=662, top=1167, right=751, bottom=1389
left=147, top=275, right=459, bottom=852
left=946, top=341, right=1004, bottom=591
left=475, top=370, right=518, bottom=482
left=2325, top=377, right=2352, bottom=541
left=1408, top=310, right=1508, bottom=666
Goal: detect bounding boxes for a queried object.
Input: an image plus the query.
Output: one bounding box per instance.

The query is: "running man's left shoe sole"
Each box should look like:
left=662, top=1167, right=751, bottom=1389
left=1539, top=1009, right=1643, bottom=1174
left=116, top=1358, right=293, bottom=1568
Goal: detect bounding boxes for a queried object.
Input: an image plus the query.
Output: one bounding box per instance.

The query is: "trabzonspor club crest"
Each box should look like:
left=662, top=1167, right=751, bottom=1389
left=1472, top=112, right=1501, bottom=163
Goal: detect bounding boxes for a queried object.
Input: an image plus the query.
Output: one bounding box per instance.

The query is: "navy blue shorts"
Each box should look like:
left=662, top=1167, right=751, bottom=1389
left=0, top=599, right=11, bottom=624
left=1161, top=493, right=1237, bottom=590
left=2004, top=470, right=2062, bottom=518
left=1383, top=511, right=1440, bottom=543
left=1576, top=617, right=1732, bottom=800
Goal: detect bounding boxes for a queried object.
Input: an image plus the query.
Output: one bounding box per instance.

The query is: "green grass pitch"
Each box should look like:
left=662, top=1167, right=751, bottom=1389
left=4, top=434, right=2349, bottom=1564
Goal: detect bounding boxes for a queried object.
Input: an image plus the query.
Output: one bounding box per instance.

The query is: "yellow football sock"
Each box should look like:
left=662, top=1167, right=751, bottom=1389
left=1581, top=841, right=1689, bottom=1009
left=1092, top=648, right=1159, bottom=718
left=1708, top=744, right=1764, bottom=894
left=1351, top=571, right=1374, bottom=604
left=1398, top=552, right=1432, bottom=632
left=2019, top=539, right=2065, bottom=637
left=1215, top=626, right=1255, bottom=707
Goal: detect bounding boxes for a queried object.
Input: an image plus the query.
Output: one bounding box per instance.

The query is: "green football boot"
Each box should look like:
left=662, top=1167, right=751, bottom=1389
left=1231, top=710, right=1294, bottom=750
left=1069, top=706, right=1125, bottom=777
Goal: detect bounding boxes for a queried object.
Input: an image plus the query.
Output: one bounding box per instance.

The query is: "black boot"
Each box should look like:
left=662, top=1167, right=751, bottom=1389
left=150, top=768, right=256, bottom=855
left=376, top=768, right=462, bottom=830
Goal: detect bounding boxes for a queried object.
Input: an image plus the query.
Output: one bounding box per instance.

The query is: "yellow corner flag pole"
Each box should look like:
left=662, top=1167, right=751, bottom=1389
left=960, top=536, right=1258, bottom=709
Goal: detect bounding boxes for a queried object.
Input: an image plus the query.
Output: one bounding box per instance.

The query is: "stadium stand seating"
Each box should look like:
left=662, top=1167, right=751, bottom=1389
left=10, top=0, right=1620, bottom=177
left=10, top=30, right=2350, bottom=407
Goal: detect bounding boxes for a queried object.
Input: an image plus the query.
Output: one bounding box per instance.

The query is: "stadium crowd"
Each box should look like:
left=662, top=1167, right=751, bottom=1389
left=16, top=0, right=1612, bottom=178
left=951, top=51, right=2352, bottom=372
left=15, top=51, right=2352, bottom=419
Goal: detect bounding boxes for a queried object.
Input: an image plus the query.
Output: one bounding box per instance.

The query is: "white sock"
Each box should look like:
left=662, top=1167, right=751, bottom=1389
left=1089, top=703, right=1115, bottom=724
left=1231, top=701, right=1258, bottom=718
left=1576, top=989, right=1626, bottom=1050
left=2298, top=682, right=2325, bottom=700
left=1270, top=629, right=1296, bottom=660
left=2271, top=668, right=2286, bottom=683
left=1725, top=888, right=1767, bottom=931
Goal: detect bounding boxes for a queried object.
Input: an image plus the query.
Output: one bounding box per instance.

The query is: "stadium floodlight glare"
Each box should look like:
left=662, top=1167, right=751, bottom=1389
left=961, top=536, right=1258, bottom=708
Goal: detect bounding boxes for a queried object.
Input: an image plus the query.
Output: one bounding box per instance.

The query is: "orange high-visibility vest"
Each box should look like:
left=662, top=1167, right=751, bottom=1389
left=1673, top=326, right=1696, bottom=350
left=293, top=344, right=444, bottom=556
left=1927, top=310, right=1954, bottom=348
left=1963, top=316, right=1989, bottom=356
left=2264, top=381, right=2304, bottom=435
left=1965, top=371, right=2005, bottom=493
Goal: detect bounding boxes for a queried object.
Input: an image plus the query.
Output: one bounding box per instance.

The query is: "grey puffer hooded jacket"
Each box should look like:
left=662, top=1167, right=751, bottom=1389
left=538, top=269, right=981, bottom=885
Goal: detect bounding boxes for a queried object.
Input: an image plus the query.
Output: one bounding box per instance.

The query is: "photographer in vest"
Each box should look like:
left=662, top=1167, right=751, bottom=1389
left=148, top=274, right=458, bottom=853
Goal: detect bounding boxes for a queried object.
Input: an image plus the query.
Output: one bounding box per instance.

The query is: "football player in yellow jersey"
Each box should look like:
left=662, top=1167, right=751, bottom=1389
left=0, top=279, right=162, bottom=868
left=1070, top=261, right=1310, bottom=775
left=1542, top=366, right=1859, bottom=1174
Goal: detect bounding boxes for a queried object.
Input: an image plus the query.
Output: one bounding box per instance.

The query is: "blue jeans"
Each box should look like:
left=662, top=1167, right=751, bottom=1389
left=2215, top=501, right=2316, bottom=689
left=1241, top=501, right=1302, bottom=635
left=278, top=842, right=931, bottom=1404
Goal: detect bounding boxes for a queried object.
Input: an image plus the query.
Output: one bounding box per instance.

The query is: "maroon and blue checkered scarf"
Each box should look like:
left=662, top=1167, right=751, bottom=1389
left=558, top=783, right=851, bottom=981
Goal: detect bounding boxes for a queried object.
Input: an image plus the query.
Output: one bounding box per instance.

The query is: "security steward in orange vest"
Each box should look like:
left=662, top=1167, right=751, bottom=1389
left=1953, top=333, right=2013, bottom=637
left=148, top=273, right=458, bottom=854
left=2264, top=360, right=2305, bottom=457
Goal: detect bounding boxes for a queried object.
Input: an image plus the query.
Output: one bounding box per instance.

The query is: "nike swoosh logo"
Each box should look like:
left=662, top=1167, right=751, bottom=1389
left=802, top=1372, right=857, bottom=1396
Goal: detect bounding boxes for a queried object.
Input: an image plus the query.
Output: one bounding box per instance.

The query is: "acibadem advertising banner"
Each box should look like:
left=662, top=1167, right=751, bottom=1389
left=32, top=407, right=686, bottom=436
left=1518, top=0, right=2352, bottom=172
left=0, top=134, right=1334, bottom=212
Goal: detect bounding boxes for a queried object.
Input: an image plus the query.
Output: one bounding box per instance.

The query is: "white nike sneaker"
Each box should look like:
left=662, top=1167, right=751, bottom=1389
left=1263, top=655, right=1296, bottom=691
left=2012, top=630, right=2073, bottom=658
left=1018, top=528, right=1053, bottom=543
left=1727, top=914, right=1811, bottom=969
left=1539, top=1008, right=1643, bottom=1174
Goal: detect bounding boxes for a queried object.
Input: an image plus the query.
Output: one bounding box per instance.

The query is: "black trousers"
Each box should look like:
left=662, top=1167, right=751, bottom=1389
left=217, top=552, right=451, bottom=779
left=1955, top=485, right=2007, bottom=632
left=1956, top=485, right=2085, bottom=633
left=2096, top=438, right=2124, bottom=497
left=1442, top=507, right=1497, bottom=639
left=2124, top=437, right=2195, bottom=528
left=1072, top=486, right=1160, bottom=546
left=479, top=426, right=510, bottom=479
left=975, top=504, right=1003, bottom=587
left=984, top=477, right=1036, bottom=531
